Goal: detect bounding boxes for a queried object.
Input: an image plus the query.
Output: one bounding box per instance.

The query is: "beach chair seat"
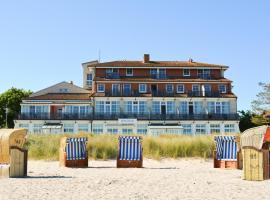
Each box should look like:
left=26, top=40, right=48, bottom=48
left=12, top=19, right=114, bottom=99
left=59, top=137, right=88, bottom=168
left=214, top=135, right=238, bottom=169
left=117, top=136, right=143, bottom=168
left=0, top=129, right=28, bottom=178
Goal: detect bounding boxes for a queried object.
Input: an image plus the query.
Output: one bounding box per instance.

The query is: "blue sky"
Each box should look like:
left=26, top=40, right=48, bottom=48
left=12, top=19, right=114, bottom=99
left=0, top=0, right=269, bottom=111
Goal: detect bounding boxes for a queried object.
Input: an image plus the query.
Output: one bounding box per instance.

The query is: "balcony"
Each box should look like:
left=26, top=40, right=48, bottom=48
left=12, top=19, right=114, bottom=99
left=18, top=112, right=239, bottom=121
left=18, top=112, right=92, bottom=120
left=187, top=91, right=222, bottom=97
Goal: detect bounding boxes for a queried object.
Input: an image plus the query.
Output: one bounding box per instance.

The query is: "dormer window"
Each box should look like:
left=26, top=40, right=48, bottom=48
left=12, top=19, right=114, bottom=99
left=86, top=73, right=93, bottom=86
left=59, top=88, right=68, bottom=93
left=198, top=69, right=211, bottom=79
left=183, top=69, right=190, bottom=76
left=97, top=84, right=105, bottom=92
left=126, top=68, right=133, bottom=76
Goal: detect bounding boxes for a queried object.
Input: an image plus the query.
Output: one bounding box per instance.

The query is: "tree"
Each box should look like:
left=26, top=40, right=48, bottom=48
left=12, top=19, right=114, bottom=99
left=238, top=110, right=257, bottom=132
left=251, top=82, right=270, bottom=125
left=0, top=88, right=32, bottom=128
left=252, top=82, right=270, bottom=113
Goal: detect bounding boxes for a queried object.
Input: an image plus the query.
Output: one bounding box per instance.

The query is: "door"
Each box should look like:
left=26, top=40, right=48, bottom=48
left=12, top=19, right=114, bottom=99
left=151, top=84, right=158, bottom=95
left=161, top=105, right=166, bottom=115
left=189, top=102, right=193, bottom=114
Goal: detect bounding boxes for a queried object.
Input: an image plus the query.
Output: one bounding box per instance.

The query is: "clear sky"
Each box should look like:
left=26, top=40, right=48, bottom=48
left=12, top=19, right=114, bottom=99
left=0, top=0, right=269, bottom=111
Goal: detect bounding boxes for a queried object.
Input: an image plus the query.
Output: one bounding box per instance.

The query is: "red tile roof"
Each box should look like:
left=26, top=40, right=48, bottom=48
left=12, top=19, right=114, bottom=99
left=26, top=93, right=91, bottom=100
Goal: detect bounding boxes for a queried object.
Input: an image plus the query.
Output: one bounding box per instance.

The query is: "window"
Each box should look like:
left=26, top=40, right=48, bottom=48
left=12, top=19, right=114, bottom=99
left=93, top=124, right=103, bottom=134
left=166, top=101, right=175, bottom=114
left=150, top=68, right=166, bottom=79
left=219, top=84, right=227, bottom=93
left=33, top=124, right=42, bottom=134
left=192, top=84, right=200, bottom=92
left=122, top=128, right=133, bottom=134
left=203, top=84, right=211, bottom=96
left=96, top=101, right=105, bottom=113
left=64, top=124, right=74, bottom=133
left=182, top=124, right=192, bottom=135
left=210, top=124, right=220, bottom=134
left=166, top=84, right=174, bottom=93
left=59, top=88, right=69, bottom=93
left=194, top=101, right=203, bottom=114
left=86, top=73, right=92, bottom=86
left=78, top=124, right=89, bottom=132
left=112, top=84, right=120, bottom=95
left=198, top=69, right=211, bottom=79
left=207, top=102, right=215, bottom=114
left=150, top=69, right=157, bottom=78
left=139, top=101, right=147, bottom=114
left=97, top=84, right=105, bottom=92
left=179, top=101, right=188, bottom=114
left=123, top=84, right=131, bottom=95
left=137, top=124, right=148, bottom=135
left=111, top=101, right=120, bottom=114
left=177, top=84, right=185, bottom=93
left=221, top=102, right=230, bottom=114
left=195, top=124, right=206, bottom=134
left=225, top=124, right=235, bottom=133
left=107, top=128, right=118, bottom=134
left=139, top=84, right=147, bottom=93
left=126, top=68, right=133, bottom=76
left=152, top=101, right=160, bottom=114
left=124, top=101, right=133, bottom=113
left=183, top=69, right=190, bottom=76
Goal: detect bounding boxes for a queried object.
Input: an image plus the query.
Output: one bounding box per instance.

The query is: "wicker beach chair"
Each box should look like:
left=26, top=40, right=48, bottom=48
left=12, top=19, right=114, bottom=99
left=214, top=136, right=238, bottom=169
left=117, top=136, right=143, bottom=168
left=0, top=129, right=28, bottom=178
left=59, top=137, right=88, bottom=168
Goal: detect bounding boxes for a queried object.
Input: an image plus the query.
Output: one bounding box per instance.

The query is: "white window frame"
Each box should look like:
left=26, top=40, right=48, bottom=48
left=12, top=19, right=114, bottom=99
left=177, top=84, right=185, bottom=93
left=139, top=84, right=147, bottom=93
left=86, top=73, right=93, bottom=86
left=219, top=84, right=227, bottom=94
left=97, top=84, right=105, bottom=92
left=126, top=68, right=133, bottom=76
left=183, top=69, right=190, bottom=76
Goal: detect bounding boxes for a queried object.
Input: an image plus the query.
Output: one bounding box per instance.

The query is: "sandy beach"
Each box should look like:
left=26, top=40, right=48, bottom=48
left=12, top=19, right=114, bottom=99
left=0, top=159, right=270, bottom=200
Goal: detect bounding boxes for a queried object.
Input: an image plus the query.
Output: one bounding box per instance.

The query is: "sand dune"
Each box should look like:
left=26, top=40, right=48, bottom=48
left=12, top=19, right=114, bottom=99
left=0, top=159, right=269, bottom=200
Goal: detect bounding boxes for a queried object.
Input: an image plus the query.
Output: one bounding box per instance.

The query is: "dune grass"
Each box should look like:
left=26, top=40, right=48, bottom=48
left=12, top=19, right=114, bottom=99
left=25, top=133, right=216, bottom=161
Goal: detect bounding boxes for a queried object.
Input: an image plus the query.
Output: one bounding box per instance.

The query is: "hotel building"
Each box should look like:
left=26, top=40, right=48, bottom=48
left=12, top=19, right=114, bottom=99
left=15, top=54, right=239, bottom=135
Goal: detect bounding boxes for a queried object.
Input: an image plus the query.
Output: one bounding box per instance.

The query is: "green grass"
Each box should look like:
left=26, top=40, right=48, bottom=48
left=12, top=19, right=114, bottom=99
left=25, top=133, right=216, bottom=161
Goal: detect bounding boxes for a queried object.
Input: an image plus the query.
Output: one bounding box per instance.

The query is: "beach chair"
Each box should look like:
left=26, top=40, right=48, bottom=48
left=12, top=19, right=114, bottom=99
left=117, top=136, right=143, bottom=168
left=59, top=137, right=88, bottom=168
left=0, top=129, right=28, bottom=178
left=214, top=136, right=238, bottom=169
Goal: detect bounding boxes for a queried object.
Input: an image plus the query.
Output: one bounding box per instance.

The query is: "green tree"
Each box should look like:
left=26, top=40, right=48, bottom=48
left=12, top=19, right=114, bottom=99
left=252, top=82, right=270, bottom=113
left=0, top=88, right=32, bottom=128
left=238, top=110, right=257, bottom=132
left=251, top=82, right=270, bottom=125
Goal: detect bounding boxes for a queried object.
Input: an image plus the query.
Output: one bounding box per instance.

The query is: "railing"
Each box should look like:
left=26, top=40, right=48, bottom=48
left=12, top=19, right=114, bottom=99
left=187, top=91, right=222, bottom=97
left=18, top=113, right=92, bottom=120
left=18, top=112, right=239, bottom=121
left=99, top=74, right=221, bottom=80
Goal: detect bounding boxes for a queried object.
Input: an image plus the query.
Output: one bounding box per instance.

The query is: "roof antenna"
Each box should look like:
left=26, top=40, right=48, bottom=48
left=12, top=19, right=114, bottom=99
left=98, top=49, right=101, bottom=63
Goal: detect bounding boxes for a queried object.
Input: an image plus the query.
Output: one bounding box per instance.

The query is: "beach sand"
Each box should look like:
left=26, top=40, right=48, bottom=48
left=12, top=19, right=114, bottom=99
left=0, top=159, right=269, bottom=200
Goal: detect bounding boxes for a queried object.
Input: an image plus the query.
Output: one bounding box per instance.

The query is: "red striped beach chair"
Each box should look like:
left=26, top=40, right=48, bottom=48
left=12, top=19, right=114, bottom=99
left=59, top=137, right=88, bottom=168
left=117, top=136, right=143, bottom=168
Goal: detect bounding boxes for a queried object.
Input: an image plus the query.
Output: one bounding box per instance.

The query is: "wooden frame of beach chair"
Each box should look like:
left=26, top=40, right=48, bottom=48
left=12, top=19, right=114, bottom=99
left=241, top=126, right=270, bottom=181
left=0, top=129, right=28, bottom=178
left=59, top=137, right=88, bottom=168
left=213, top=135, right=238, bottom=169
left=117, top=136, right=143, bottom=168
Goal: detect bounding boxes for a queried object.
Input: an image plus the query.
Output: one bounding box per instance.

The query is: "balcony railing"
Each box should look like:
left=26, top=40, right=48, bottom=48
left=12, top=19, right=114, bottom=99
left=18, top=112, right=239, bottom=121
left=18, top=113, right=92, bottom=120
left=187, top=91, right=222, bottom=97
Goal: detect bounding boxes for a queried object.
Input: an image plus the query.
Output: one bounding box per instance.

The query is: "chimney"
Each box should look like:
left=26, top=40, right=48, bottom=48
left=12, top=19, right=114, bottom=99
left=188, top=58, right=193, bottom=63
left=143, top=54, right=150, bottom=63
left=70, top=81, right=73, bottom=85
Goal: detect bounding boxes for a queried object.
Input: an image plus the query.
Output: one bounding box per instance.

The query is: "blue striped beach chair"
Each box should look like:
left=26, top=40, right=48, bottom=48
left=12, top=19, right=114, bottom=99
left=59, top=137, right=88, bottom=167
left=117, top=136, right=143, bottom=168
left=214, top=136, right=238, bottom=169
